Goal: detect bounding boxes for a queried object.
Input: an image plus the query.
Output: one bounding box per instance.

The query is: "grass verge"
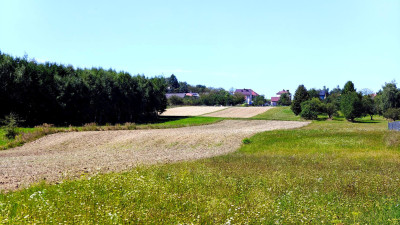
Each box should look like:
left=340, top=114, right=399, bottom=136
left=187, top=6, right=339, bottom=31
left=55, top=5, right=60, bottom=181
left=1, top=117, right=399, bottom=224
left=252, top=106, right=304, bottom=121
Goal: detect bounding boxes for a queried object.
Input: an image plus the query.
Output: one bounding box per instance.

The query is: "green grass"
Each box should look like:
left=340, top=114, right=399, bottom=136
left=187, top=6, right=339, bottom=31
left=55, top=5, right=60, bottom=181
left=1, top=116, right=400, bottom=224
left=252, top=106, right=304, bottom=121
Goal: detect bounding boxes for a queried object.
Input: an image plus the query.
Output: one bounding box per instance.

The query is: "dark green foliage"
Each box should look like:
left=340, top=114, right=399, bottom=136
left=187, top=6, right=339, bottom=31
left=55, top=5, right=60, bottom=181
left=307, top=88, right=319, bottom=99
left=383, top=108, right=400, bottom=121
left=340, top=92, right=363, bottom=122
left=253, top=95, right=267, bottom=106
left=168, top=96, right=184, bottom=105
left=232, top=92, right=245, bottom=105
left=167, top=74, right=179, bottom=92
left=343, top=81, right=356, bottom=94
left=242, top=138, right=251, bottom=144
left=1, top=113, right=22, bottom=139
left=324, top=103, right=338, bottom=119
left=291, top=85, right=309, bottom=115
left=380, top=82, right=400, bottom=112
left=299, top=98, right=323, bottom=120
left=362, top=95, right=376, bottom=120
left=277, top=92, right=291, bottom=106
left=0, top=51, right=167, bottom=125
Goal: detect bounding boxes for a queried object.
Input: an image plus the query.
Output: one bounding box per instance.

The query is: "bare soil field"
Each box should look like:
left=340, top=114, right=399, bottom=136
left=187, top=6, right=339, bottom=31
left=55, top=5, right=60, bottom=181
left=204, top=107, right=273, bottom=118
left=0, top=120, right=309, bottom=191
left=161, top=106, right=227, bottom=116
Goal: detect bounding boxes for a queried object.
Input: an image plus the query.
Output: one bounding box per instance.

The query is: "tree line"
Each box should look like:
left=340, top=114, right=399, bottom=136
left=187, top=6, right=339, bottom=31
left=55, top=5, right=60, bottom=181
left=165, top=74, right=268, bottom=106
left=291, top=81, right=400, bottom=121
left=0, top=52, right=167, bottom=126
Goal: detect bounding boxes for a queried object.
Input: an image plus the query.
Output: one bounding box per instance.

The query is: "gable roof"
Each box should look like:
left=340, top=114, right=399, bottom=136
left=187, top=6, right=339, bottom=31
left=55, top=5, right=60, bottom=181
left=235, top=89, right=259, bottom=96
left=271, top=97, right=280, bottom=102
left=276, top=90, right=289, bottom=95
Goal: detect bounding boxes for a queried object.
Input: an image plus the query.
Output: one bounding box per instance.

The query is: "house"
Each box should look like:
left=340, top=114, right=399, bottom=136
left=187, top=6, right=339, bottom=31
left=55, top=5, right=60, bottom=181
left=165, top=93, right=200, bottom=99
left=235, top=89, right=259, bottom=104
left=271, top=89, right=290, bottom=106
left=319, top=90, right=327, bottom=100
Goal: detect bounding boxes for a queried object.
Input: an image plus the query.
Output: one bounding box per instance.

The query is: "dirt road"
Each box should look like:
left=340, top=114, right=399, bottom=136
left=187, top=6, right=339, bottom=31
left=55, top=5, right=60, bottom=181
left=0, top=120, right=309, bottom=191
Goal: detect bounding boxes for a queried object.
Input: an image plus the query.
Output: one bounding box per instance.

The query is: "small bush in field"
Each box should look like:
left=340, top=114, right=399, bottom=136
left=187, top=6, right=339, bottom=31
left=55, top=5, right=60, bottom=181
left=1, top=113, right=23, bottom=139
left=242, top=138, right=251, bottom=144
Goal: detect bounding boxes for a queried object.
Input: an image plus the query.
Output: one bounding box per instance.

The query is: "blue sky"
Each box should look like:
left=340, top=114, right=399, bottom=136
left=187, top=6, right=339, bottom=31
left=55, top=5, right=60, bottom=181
left=1, top=0, right=399, bottom=98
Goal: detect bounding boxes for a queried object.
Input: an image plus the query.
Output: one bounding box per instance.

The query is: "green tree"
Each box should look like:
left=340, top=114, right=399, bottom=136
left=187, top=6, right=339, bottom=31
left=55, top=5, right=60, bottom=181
left=291, top=85, right=309, bottom=115
left=253, top=95, right=267, bottom=106
left=343, top=81, right=356, bottom=94
left=167, top=74, right=179, bottom=93
left=340, top=92, right=363, bottom=122
left=278, top=92, right=291, bottom=106
left=383, top=108, right=400, bottom=121
left=381, top=82, right=400, bottom=112
left=299, top=98, right=323, bottom=120
left=308, top=89, right=319, bottom=99
left=324, top=103, right=338, bottom=119
left=362, top=95, right=376, bottom=120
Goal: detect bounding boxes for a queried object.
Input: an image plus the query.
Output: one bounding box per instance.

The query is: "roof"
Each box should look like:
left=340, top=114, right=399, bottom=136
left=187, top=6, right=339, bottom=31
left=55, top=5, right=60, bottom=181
left=271, top=97, right=280, bottom=102
left=165, top=93, right=186, bottom=99
left=185, top=93, right=199, bottom=97
left=276, top=89, right=289, bottom=95
left=319, top=90, right=326, bottom=96
left=235, top=89, right=259, bottom=96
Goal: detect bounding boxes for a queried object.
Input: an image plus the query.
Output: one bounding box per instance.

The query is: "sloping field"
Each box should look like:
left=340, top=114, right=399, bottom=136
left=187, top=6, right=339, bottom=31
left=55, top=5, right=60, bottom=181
left=204, top=107, right=273, bottom=118
left=0, top=120, right=309, bottom=191
left=161, top=106, right=227, bottom=116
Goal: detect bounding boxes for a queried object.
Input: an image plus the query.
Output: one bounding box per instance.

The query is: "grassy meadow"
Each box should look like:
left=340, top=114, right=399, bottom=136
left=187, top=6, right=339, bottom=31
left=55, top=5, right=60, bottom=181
left=1, top=108, right=400, bottom=224
left=253, top=106, right=304, bottom=121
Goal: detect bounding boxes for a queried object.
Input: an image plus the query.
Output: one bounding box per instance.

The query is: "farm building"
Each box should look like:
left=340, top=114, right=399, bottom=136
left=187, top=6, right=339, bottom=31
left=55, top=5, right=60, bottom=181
left=165, top=93, right=200, bottom=99
left=235, top=89, right=259, bottom=105
left=271, top=89, right=290, bottom=106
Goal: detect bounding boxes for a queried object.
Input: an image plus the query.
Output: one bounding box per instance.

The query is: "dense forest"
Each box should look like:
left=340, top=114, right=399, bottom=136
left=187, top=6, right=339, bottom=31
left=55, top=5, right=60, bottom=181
left=0, top=52, right=167, bottom=126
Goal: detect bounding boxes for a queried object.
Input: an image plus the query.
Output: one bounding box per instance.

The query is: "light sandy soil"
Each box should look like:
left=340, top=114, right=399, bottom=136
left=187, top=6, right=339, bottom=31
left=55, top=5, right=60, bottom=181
left=160, top=106, right=228, bottom=116
left=204, top=107, right=273, bottom=118
left=0, top=120, right=310, bottom=191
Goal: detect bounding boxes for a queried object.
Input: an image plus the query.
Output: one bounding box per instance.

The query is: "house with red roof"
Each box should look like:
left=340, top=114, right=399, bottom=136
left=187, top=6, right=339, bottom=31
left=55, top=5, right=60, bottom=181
left=235, top=89, right=259, bottom=105
left=271, top=89, right=290, bottom=106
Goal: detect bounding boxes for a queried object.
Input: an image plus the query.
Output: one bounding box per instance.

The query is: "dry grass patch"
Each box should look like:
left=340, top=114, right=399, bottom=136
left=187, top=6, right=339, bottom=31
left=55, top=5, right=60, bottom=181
left=160, top=106, right=228, bottom=116
left=204, top=107, right=273, bottom=118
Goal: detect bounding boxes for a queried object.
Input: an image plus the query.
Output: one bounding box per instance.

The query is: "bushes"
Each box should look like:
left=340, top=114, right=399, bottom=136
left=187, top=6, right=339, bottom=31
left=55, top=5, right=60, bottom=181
left=299, top=98, right=324, bottom=120
left=1, top=113, right=23, bottom=139
left=383, top=108, right=400, bottom=121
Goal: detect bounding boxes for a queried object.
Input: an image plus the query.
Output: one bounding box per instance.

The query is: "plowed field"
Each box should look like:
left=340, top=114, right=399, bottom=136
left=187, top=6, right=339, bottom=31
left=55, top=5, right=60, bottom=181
left=0, top=120, right=309, bottom=191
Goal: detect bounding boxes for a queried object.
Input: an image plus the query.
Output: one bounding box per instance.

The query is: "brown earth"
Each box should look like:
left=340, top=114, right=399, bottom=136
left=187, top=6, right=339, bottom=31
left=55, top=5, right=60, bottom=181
left=0, top=120, right=310, bottom=191
left=160, top=106, right=228, bottom=116
left=204, top=107, right=273, bottom=118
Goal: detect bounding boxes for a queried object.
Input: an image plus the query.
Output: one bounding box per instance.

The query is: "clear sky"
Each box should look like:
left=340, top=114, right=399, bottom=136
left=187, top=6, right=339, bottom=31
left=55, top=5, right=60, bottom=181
left=1, top=0, right=399, bottom=98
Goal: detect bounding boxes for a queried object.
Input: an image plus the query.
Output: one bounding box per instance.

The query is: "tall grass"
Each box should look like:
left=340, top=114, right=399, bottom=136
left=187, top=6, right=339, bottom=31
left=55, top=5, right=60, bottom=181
left=1, top=116, right=399, bottom=224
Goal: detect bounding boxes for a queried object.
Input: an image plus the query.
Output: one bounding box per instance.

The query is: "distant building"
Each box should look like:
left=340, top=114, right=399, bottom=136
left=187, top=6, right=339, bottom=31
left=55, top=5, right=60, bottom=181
left=235, top=89, right=259, bottom=104
left=271, top=89, right=290, bottom=106
left=165, top=93, right=200, bottom=99
left=319, top=90, right=327, bottom=100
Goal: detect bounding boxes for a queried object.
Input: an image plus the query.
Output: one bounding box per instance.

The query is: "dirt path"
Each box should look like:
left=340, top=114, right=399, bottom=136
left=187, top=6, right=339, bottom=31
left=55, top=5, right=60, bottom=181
left=204, top=107, right=273, bottom=118
left=0, top=120, right=310, bottom=191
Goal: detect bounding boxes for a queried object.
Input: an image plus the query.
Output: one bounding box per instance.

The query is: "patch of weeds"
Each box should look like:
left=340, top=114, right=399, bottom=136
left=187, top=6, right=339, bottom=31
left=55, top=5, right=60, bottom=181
left=242, top=138, right=251, bottom=144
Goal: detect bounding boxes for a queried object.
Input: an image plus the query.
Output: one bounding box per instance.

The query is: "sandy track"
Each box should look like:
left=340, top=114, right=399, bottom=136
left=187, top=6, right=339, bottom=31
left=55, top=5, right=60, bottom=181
left=160, top=106, right=227, bottom=116
left=204, top=107, right=273, bottom=118
left=0, top=120, right=309, bottom=191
